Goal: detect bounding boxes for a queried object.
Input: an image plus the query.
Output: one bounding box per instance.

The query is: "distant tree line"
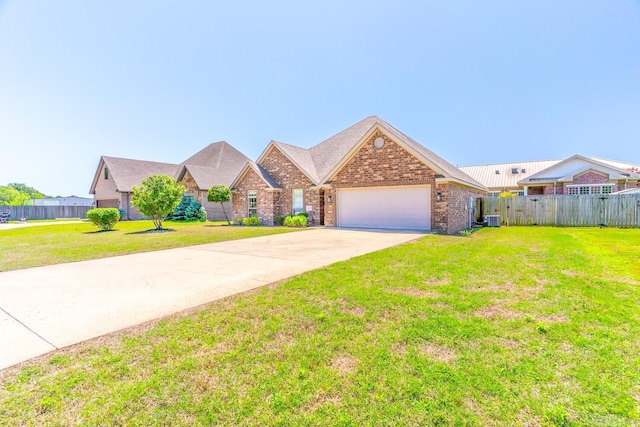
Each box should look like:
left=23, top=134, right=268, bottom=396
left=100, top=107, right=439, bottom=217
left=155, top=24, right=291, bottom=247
left=0, top=183, right=48, bottom=206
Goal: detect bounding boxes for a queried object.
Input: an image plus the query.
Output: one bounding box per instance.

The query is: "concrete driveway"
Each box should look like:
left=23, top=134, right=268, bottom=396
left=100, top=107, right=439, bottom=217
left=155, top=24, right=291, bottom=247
left=0, top=228, right=424, bottom=370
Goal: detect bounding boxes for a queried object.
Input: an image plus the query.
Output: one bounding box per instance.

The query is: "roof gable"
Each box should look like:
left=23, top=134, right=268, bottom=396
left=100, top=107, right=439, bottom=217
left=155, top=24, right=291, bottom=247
left=318, top=117, right=486, bottom=191
left=256, top=116, right=485, bottom=191
left=257, top=142, right=320, bottom=184
left=309, top=116, right=382, bottom=181
left=180, top=141, right=250, bottom=169
left=519, top=155, right=640, bottom=185
left=176, top=141, right=251, bottom=190
left=90, top=156, right=178, bottom=194
left=230, top=162, right=281, bottom=190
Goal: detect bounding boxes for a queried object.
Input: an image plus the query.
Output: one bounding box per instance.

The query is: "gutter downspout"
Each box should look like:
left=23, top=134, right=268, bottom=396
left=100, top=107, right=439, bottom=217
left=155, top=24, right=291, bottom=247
left=126, top=192, right=131, bottom=220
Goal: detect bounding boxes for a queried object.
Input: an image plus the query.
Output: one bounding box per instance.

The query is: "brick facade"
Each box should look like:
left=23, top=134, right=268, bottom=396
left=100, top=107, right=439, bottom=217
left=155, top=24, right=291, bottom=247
left=260, top=147, right=321, bottom=224
left=232, top=128, right=486, bottom=234
left=438, top=183, right=486, bottom=234
left=231, top=168, right=278, bottom=225
left=573, top=170, right=608, bottom=185
left=327, top=131, right=441, bottom=229
left=524, top=168, right=640, bottom=195
left=331, top=131, right=436, bottom=188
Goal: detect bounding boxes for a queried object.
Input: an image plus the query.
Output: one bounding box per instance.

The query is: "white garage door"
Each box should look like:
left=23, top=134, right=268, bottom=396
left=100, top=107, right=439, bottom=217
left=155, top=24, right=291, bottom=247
left=337, top=186, right=431, bottom=230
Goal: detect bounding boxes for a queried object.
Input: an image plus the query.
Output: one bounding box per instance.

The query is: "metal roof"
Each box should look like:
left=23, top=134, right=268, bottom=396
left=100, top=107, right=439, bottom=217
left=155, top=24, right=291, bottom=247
left=459, top=160, right=559, bottom=190
left=460, top=157, right=640, bottom=190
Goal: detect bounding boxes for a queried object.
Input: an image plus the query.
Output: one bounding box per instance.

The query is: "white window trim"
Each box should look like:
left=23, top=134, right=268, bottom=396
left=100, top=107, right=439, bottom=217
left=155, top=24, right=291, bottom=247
left=292, top=188, right=303, bottom=214
left=248, top=190, right=257, bottom=217
left=567, top=184, right=613, bottom=195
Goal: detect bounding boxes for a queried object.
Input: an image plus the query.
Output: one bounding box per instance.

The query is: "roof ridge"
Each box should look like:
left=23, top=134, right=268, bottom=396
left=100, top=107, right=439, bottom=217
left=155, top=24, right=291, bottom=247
left=459, top=159, right=562, bottom=168
left=216, top=141, right=225, bottom=169
left=102, top=155, right=178, bottom=167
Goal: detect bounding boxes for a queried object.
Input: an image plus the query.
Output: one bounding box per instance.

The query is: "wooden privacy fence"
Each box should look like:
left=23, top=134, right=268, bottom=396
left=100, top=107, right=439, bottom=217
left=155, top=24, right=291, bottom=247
left=482, top=195, right=640, bottom=228
left=0, top=205, right=92, bottom=220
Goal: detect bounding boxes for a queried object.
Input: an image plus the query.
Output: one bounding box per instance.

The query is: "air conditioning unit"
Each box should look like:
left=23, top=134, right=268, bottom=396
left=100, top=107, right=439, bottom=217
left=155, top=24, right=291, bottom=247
left=485, top=215, right=500, bottom=227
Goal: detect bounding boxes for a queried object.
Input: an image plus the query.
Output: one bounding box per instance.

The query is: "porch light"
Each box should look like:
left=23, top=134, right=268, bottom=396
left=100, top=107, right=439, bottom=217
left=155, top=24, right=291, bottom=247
left=436, top=192, right=442, bottom=202
left=327, top=194, right=333, bottom=203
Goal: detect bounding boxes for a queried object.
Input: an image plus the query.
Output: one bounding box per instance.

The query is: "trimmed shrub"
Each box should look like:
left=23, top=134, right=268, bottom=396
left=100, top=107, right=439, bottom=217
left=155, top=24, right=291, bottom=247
left=284, top=214, right=307, bottom=227
left=86, top=208, right=120, bottom=231
left=296, top=212, right=309, bottom=218
left=242, top=216, right=261, bottom=226
left=274, top=215, right=285, bottom=226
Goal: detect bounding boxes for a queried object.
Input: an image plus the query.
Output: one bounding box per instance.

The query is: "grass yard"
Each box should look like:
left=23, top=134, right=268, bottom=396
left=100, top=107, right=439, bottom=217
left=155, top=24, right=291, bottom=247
left=1, top=227, right=639, bottom=425
left=0, top=220, right=301, bottom=272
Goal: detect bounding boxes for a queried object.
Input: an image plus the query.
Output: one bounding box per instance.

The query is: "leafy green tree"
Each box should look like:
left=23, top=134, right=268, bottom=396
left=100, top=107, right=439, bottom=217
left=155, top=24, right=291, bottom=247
left=0, top=186, right=17, bottom=205
left=8, top=183, right=46, bottom=199
left=131, top=175, right=184, bottom=230
left=0, top=186, right=31, bottom=205
left=207, top=185, right=232, bottom=225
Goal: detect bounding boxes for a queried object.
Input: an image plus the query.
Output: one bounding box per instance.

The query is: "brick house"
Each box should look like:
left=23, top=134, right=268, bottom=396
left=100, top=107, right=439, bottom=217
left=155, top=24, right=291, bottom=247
left=460, top=155, right=640, bottom=196
left=518, top=155, right=640, bottom=195
left=230, top=116, right=487, bottom=234
left=90, top=142, right=250, bottom=220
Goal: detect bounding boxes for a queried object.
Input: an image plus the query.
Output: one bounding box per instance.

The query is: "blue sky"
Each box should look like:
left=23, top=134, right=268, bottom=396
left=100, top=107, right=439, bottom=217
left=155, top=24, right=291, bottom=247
left=1, top=1, right=638, bottom=197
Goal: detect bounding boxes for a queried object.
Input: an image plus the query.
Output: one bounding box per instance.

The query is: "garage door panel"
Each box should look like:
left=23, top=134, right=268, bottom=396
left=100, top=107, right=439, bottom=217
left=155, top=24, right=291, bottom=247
left=97, top=199, right=119, bottom=209
left=337, top=186, right=431, bottom=230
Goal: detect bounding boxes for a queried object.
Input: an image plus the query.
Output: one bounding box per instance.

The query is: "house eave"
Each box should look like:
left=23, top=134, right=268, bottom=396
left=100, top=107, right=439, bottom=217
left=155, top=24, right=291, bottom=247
left=435, top=177, right=488, bottom=193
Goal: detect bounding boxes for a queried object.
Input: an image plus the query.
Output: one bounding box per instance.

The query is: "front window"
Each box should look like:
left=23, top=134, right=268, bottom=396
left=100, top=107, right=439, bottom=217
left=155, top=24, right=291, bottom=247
left=248, top=191, right=257, bottom=217
left=104, top=168, right=109, bottom=180
left=292, top=189, right=303, bottom=214
left=510, top=190, right=525, bottom=196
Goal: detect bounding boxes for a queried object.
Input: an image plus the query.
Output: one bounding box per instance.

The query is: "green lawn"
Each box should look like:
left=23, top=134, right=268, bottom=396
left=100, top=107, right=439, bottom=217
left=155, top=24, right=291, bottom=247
left=0, top=220, right=301, bottom=272
left=1, top=227, right=639, bottom=425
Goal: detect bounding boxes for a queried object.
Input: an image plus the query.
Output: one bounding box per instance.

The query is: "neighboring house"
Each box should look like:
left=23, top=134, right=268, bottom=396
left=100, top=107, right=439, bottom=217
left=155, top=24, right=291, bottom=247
left=230, top=116, right=487, bottom=234
left=460, top=156, right=640, bottom=196
left=176, top=143, right=251, bottom=219
left=89, top=142, right=250, bottom=220
left=33, top=197, right=94, bottom=206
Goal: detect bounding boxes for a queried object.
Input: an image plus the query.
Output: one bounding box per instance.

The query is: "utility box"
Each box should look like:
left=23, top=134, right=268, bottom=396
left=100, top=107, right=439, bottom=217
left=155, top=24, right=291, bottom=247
left=485, top=215, right=500, bottom=227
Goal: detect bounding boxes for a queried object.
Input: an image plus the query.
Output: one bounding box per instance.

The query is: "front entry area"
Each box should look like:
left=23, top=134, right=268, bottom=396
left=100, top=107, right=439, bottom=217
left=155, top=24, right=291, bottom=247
left=336, top=185, right=431, bottom=230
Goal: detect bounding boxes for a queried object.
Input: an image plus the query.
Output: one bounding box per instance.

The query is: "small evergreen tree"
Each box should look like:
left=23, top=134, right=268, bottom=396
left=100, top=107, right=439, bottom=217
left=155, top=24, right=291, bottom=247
left=168, top=195, right=207, bottom=222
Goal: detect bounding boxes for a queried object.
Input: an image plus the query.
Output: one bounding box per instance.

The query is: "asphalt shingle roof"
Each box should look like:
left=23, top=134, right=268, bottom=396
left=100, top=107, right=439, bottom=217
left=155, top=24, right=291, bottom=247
left=100, top=157, right=178, bottom=193
left=179, top=142, right=251, bottom=190
left=264, top=115, right=485, bottom=191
